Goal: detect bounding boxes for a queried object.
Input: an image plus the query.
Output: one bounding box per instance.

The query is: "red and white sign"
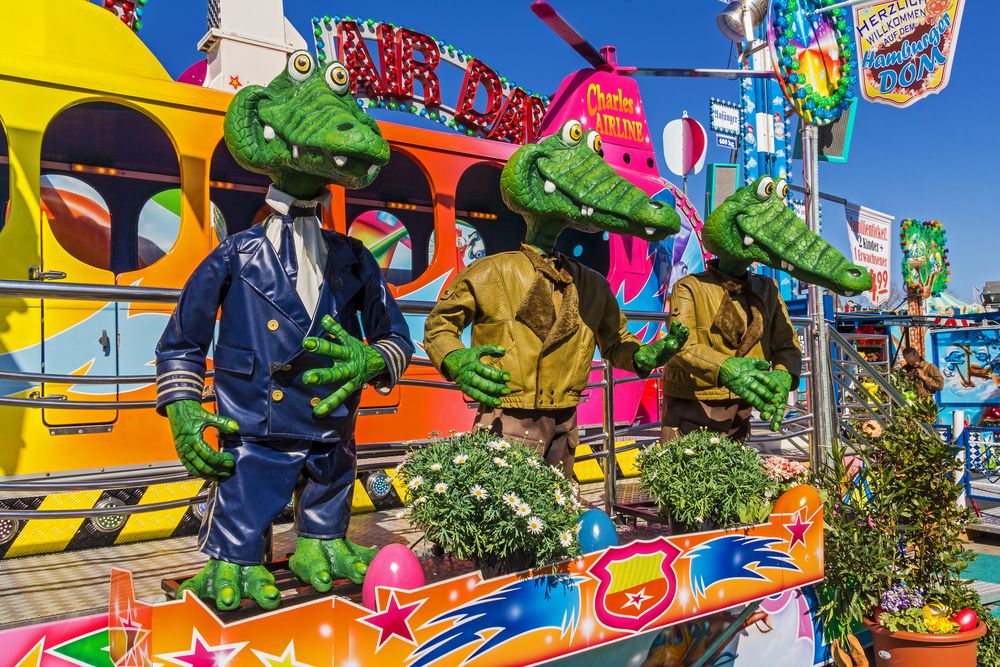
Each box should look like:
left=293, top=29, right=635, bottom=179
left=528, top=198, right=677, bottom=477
left=662, top=112, right=707, bottom=178
left=318, top=18, right=548, bottom=143
left=846, top=204, right=894, bottom=306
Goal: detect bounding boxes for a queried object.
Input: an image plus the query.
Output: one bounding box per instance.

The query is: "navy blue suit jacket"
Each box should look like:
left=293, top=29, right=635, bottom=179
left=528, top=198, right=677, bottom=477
left=155, top=224, right=413, bottom=442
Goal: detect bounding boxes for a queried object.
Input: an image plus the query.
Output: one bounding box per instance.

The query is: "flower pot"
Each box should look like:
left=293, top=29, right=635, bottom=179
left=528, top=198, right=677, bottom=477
left=865, top=620, right=986, bottom=666
left=474, top=552, right=535, bottom=578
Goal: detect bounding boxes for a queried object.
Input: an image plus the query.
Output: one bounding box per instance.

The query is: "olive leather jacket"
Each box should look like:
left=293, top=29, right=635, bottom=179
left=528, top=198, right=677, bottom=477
left=424, top=247, right=642, bottom=410
left=662, top=270, right=801, bottom=401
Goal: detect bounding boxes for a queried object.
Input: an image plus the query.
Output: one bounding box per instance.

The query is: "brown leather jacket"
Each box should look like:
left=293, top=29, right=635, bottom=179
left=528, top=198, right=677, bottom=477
left=906, top=360, right=945, bottom=398
left=424, top=246, right=642, bottom=409
left=662, top=269, right=802, bottom=401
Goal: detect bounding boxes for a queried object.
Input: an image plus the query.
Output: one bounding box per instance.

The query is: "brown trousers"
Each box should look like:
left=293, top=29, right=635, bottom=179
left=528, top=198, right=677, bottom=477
left=474, top=406, right=579, bottom=477
left=660, top=395, right=753, bottom=443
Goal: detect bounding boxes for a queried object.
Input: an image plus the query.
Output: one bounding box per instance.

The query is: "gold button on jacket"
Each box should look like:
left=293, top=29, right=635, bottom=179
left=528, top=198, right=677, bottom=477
left=271, top=389, right=284, bottom=402
left=267, top=319, right=279, bottom=331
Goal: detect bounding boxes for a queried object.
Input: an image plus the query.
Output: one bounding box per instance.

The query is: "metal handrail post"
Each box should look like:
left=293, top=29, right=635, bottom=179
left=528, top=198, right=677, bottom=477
left=602, top=360, right=617, bottom=517
left=803, top=124, right=836, bottom=469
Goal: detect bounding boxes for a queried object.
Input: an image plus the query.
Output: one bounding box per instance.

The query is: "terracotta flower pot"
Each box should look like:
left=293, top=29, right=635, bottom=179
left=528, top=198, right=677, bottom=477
left=865, top=619, right=986, bottom=666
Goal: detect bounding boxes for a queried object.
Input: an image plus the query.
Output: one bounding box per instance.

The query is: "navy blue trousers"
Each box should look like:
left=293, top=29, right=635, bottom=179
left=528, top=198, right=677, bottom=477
left=199, top=436, right=357, bottom=565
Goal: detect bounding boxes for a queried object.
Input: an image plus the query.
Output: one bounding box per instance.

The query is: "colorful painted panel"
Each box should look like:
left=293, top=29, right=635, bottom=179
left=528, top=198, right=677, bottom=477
left=40, top=174, right=111, bottom=271
left=349, top=210, right=413, bottom=285
left=86, top=486, right=821, bottom=667
left=932, top=327, right=1000, bottom=411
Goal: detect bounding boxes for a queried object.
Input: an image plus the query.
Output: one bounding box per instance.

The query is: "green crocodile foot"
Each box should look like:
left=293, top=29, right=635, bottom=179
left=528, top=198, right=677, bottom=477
left=289, top=536, right=374, bottom=588
left=176, top=559, right=281, bottom=611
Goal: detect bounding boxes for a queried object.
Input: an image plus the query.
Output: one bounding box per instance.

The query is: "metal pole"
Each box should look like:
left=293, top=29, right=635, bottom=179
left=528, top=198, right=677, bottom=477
left=804, top=124, right=836, bottom=469
left=602, top=360, right=617, bottom=517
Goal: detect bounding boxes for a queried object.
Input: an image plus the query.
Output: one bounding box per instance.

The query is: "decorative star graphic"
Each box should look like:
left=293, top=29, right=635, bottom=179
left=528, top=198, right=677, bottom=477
left=157, top=629, right=245, bottom=667
left=229, top=75, right=242, bottom=89
left=114, top=604, right=151, bottom=666
left=623, top=587, right=653, bottom=611
left=14, top=639, right=45, bottom=667
left=784, top=509, right=812, bottom=550
left=359, top=591, right=423, bottom=648
left=251, top=641, right=313, bottom=667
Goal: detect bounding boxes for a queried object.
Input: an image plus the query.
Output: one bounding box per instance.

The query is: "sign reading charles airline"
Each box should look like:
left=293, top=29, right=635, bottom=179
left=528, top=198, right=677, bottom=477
left=852, top=0, right=965, bottom=108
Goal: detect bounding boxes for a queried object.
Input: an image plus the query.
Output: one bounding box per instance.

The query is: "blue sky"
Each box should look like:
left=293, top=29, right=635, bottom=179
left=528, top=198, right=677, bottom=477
left=138, top=0, right=994, bottom=302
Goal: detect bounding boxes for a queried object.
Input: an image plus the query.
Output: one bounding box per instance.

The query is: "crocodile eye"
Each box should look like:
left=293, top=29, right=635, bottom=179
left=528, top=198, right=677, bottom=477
left=325, top=63, right=350, bottom=94
left=755, top=176, right=775, bottom=201
left=288, top=50, right=314, bottom=81
left=560, top=121, right=584, bottom=146
left=777, top=179, right=789, bottom=199
left=587, top=131, right=603, bottom=155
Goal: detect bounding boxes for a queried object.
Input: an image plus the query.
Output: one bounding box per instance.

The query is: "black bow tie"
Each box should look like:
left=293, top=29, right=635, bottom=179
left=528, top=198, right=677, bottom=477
left=285, top=204, right=319, bottom=218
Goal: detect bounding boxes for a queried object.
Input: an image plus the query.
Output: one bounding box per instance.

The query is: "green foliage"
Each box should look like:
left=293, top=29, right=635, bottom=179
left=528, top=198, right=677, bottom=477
left=396, top=431, right=581, bottom=568
left=815, top=399, right=977, bottom=644
left=636, top=429, right=779, bottom=531
left=879, top=607, right=931, bottom=634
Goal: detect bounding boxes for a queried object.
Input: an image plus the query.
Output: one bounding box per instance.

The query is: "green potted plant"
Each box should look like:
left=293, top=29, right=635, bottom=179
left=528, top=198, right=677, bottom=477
left=395, top=430, right=582, bottom=576
left=816, top=398, right=997, bottom=666
left=636, top=429, right=795, bottom=532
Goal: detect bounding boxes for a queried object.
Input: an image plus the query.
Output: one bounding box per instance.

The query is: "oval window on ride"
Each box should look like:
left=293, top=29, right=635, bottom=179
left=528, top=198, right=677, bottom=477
left=41, top=102, right=180, bottom=273
left=345, top=150, right=433, bottom=287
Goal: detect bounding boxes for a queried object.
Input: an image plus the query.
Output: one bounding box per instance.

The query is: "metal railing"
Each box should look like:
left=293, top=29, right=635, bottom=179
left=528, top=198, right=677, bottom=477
left=0, top=279, right=816, bottom=521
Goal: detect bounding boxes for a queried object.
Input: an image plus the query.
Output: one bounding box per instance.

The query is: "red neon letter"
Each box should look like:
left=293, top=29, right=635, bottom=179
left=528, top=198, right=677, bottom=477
left=396, top=28, right=441, bottom=107
left=455, top=58, right=505, bottom=132
left=337, top=20, right=385, bottom=99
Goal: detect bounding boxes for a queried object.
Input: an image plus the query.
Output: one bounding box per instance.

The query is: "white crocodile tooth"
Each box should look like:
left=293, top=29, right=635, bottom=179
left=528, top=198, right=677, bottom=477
left=544, top=180, right=556, bottom=194
left=334, top=155, right=347, bottom=167
left=589, top=206, right=595, bottom=216
left=367, top=164, right=379, bottom=175
left=645, top=227, right=656, bottom=236
left=581, top=205, right=588, bottom=216
left=263, top=125, right=275, bottom=141
left=292, top=145, right=299, bottom=158
left=743, top=235, right=754, bottom=247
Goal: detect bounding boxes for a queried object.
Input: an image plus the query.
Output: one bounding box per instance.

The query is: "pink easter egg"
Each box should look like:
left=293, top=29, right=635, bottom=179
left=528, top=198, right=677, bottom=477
left=362, top=543, right=425, bottom=610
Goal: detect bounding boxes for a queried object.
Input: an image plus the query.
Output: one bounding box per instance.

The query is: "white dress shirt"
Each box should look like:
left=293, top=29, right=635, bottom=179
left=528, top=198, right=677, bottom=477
left=263, top=185, right=333, bottom=319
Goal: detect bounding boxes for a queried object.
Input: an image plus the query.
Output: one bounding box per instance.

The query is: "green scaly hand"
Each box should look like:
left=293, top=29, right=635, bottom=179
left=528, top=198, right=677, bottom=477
left=177, top=559, right=281, bottom=611
left=718, top=358, right=793, bottom=431
left=164, top=399, right=238, bottom=480
left=302, top=315, right=387, bottom=417
left=289, top=537, right=379, bottom=588
left=633, top=321, right=689, bottom=374
left=441, top=345, right=511, bottom=408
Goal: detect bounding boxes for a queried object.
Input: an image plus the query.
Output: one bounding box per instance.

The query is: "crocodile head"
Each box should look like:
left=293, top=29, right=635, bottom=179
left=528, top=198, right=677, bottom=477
left=500, top=120, right=681, bottom=250
left=224, top=50, right=390, bottom=198
left=703, top=176, right=873, bottom=296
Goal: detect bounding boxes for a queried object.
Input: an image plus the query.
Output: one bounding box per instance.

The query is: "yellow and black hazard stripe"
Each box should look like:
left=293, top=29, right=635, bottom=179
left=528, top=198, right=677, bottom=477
left=0, top=449, right=643, bottom=559
left=0, top=471, right=402, bottom=559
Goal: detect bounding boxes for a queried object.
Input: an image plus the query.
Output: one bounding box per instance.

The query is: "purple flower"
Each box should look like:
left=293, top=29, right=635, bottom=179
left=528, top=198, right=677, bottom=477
left=880, top=584, right=925, bottom=613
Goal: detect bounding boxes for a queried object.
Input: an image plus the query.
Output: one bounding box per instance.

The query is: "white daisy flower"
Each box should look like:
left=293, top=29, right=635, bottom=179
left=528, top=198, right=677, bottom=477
left=488, top=440, right=506, bottom=451
left=407, top=476, right=423, bottom=489
left=503, top=492, right=520, bottom=507
left=559, top=531, right=573, bottom=548
left=550, top=466, right=565, bottom=478
left=434, top=482, right=448, bottom=494
left=453, top=454, right=469, bottom=465
left=413, top=496, right=428, bottom=505
left=470, top=485, right=487, bottom=500
left=515, top=502, right=531, bottom=517
left=493, top=457, right=510, bottom=468
left=554, top=490, right=566, bottom=506
left=709, top=436, right=720, bottom=445
left=527, top=458, right=541, bottom=468
left=430, top=463, right=443, bottom=471
left=526, top=516, right=544, bottom=534
left=683, top=448, right=696, bottom=456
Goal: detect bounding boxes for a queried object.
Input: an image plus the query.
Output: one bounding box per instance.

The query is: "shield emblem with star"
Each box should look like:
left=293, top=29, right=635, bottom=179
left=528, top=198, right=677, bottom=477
left=587, top=537, right=683, bottom=631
